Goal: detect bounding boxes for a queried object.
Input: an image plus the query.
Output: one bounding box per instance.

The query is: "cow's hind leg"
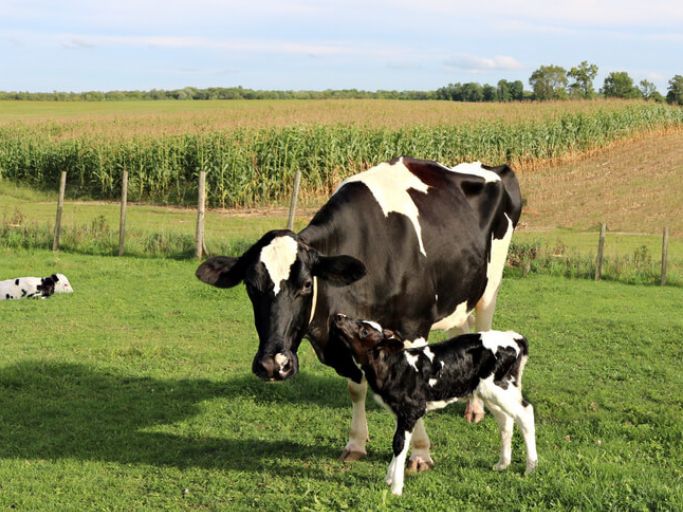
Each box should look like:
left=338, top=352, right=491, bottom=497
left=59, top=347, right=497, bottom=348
left=407, top=418, right=433, bottom=473
left=340, top=378, right=369, bottom=461
left=486, top=402, right=514, bottom=471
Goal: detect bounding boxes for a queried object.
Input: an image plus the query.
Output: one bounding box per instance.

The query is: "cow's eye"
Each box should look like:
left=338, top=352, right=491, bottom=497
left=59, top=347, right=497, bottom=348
left=302, top=279, right=313, bottom=292
left=360, top=328, right=368, bottom=338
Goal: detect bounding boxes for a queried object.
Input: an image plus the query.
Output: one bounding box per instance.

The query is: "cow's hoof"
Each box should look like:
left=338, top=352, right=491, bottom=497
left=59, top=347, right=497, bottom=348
left=492, top=461, right=510, bottom=471
left=406, top=456, right=434, bottom=474
left=525, top=461, right=538, bottom=475
left=339, top=449, right=366, bottom=462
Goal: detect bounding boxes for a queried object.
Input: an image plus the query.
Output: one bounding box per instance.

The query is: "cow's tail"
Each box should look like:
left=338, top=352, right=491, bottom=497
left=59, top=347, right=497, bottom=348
left=491, top=164, right=523, bottom=228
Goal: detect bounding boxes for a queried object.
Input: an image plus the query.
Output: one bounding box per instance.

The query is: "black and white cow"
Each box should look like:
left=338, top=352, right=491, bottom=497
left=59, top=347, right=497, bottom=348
left=330, top=314, right=537, bottom=496
left=196, top=156, right=522, bottom=469
left=0, top=273, right=71, bottom=300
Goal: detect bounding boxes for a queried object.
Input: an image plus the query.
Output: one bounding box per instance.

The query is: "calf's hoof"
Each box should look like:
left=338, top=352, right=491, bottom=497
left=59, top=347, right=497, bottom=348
left=525, top=460, right=538, bottom=475
left=406, top=456, right=434, bottom=474
left=339, top=448, right=366, bottom=462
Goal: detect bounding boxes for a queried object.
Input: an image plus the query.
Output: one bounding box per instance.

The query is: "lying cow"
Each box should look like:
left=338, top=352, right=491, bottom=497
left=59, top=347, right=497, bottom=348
left=0, top=273, right=73, bottom=300
left=331, top=314, right=537, bottom=496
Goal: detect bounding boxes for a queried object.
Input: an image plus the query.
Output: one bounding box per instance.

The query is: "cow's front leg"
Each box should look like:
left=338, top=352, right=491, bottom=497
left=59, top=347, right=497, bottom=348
left=386, top=418, right=416, bottom=496
left=340, top=378, right=369, bottom=461
left=407, top=418, right=433, bottom=473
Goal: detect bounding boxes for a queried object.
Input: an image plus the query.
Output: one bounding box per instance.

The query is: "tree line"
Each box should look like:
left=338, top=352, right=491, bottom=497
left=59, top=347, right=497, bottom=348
left=1, top=63, right=682, bottom=105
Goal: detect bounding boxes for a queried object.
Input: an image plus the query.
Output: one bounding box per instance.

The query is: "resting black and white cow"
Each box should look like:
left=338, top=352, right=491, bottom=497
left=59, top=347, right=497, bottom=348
left=0, top=273, right=73, bottom=300
left=330, top=314, right=537, bottom=496
left=196, top=156, right=522, bottom=469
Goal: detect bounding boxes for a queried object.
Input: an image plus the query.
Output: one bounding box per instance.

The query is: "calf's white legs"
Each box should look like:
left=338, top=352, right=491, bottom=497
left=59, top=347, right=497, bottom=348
left=340, top=378, right=369, bottom=461
left=478, top=378, right=537, bottom=474
left=386, top=427, right=413, bottom=496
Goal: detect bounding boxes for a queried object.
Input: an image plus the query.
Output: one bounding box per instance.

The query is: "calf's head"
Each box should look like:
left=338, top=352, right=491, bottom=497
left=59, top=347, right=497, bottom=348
left=196, top=230, right=366, bottom=381
left=331, top=314, right=403, bottom=367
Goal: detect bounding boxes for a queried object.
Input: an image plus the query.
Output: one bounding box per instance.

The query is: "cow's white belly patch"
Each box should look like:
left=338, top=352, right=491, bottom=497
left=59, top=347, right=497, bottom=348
left=431, top=300, right=470, bottom=331
left=338, top=158, right=430, bottom=256
left=260, top=236, right=298, bottom=295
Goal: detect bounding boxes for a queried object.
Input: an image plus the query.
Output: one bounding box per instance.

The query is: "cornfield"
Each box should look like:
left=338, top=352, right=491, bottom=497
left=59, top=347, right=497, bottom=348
left=1, top=103, right=682, bottom=207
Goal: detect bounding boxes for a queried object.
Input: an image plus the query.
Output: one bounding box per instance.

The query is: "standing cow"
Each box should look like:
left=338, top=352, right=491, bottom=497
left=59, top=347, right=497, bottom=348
left=196, top=156, right=522, bottom=470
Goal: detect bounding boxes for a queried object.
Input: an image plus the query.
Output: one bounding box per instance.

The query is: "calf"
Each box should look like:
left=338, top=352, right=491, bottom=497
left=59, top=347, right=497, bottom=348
left=0, top=274, right=71, bottom=300
left=331, top=314, right=537, bottom=496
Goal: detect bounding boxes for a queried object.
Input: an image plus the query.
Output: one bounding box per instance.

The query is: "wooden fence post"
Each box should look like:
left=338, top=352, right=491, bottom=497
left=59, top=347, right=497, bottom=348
left=52, top=171, right=67, bottom=251
left=118, top=169, right=128, bottom=256
left=661, top=227, right=669, bottom=286
left=195, top=171, right=206, bottom=259
left=595, top=223, right=606, bottom=281
left=287, top=170, right=302, bottom=231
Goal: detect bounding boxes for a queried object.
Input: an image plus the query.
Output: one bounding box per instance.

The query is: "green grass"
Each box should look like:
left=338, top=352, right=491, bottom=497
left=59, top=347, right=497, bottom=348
left=1, top=249, right=682, bottom=510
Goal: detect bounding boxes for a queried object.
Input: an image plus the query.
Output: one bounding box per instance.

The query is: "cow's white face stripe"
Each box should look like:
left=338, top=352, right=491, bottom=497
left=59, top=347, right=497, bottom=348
left=338, top=158, right=430, bottom=256
left=259, top=236, right=298, bottom=295
left=449, top=161, right=501, bottom=184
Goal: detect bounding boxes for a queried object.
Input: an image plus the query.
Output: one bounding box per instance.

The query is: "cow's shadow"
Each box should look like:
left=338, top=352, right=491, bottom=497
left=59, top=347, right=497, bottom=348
left=0, top=361, right=356, bottom=476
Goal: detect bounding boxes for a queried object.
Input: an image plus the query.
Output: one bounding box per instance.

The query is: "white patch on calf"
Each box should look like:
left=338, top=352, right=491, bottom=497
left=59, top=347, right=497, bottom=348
left=338, top=158, right=430, bottom=256
left=403, top=337, right=427, bottom=349
left=423, top=346, right=435, bottom=362
left=449, top=161, right=501, bottom=184
left=259, top=236, right=298, bottom=295
left=426, top=397, right=460, bottom=411
left=55, top=273, right=74, bottom=293
left=480, top=330, right=523, bottom=356
left=405, top=352, right=420, bottom=372
left=430, top=300, right=470, bottom=331
left=428, top=378, right=438, bottom=387
left=1, top=277, right=43, bottom=300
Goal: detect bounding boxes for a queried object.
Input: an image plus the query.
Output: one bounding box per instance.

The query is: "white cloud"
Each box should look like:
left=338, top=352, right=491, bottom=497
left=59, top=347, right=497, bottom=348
left=444, top=54, right=523, bottom=72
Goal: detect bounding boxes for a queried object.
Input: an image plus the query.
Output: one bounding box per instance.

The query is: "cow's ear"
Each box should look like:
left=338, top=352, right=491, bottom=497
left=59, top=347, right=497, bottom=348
left=312, top=255, right=366, bottom=285
left=51, top=274, right=59, bottom=281
left=196, top=256, right=244, bottom=288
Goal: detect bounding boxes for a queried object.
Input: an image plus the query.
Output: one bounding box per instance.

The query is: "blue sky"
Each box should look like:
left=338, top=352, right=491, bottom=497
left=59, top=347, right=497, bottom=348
left=1, top=0, right=681, bottom=93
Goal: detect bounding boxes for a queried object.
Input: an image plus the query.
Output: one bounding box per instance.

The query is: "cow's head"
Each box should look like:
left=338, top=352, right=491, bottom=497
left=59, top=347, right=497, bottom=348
left=196, top=230, right=366, bottom=381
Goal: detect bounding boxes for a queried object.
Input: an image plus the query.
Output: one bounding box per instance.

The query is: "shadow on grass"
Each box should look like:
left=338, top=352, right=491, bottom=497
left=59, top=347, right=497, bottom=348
left=0, top=361, right=352, bottom=477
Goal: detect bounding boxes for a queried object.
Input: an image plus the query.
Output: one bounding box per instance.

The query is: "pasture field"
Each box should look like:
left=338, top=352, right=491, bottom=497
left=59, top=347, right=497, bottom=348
left=1, top=249, right=682, bottom=511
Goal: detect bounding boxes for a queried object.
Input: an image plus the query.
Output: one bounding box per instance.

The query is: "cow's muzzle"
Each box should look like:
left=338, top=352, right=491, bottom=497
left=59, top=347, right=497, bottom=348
left=252, top=350, right=299, bottom=381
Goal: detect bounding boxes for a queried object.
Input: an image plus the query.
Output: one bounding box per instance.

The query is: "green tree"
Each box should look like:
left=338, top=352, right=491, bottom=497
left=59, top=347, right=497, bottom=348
left=638, top=80, right=658, bottom=100
left=529, top=65, right=568, bottom=100
left=568, top=61, right=599, bottom=98
left=666, top=75, right=683, bottom=105
left=482, top=84, right=497, bottom=102
left=601, top=72, right=641, bottom=98
left=509, top=80, right=525, bottom=100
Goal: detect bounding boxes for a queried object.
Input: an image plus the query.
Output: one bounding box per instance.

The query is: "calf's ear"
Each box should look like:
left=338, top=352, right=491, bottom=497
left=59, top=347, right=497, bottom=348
left=196, top=256, right=244, bottom=288
left=312, top=255, right=366, bottom=286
